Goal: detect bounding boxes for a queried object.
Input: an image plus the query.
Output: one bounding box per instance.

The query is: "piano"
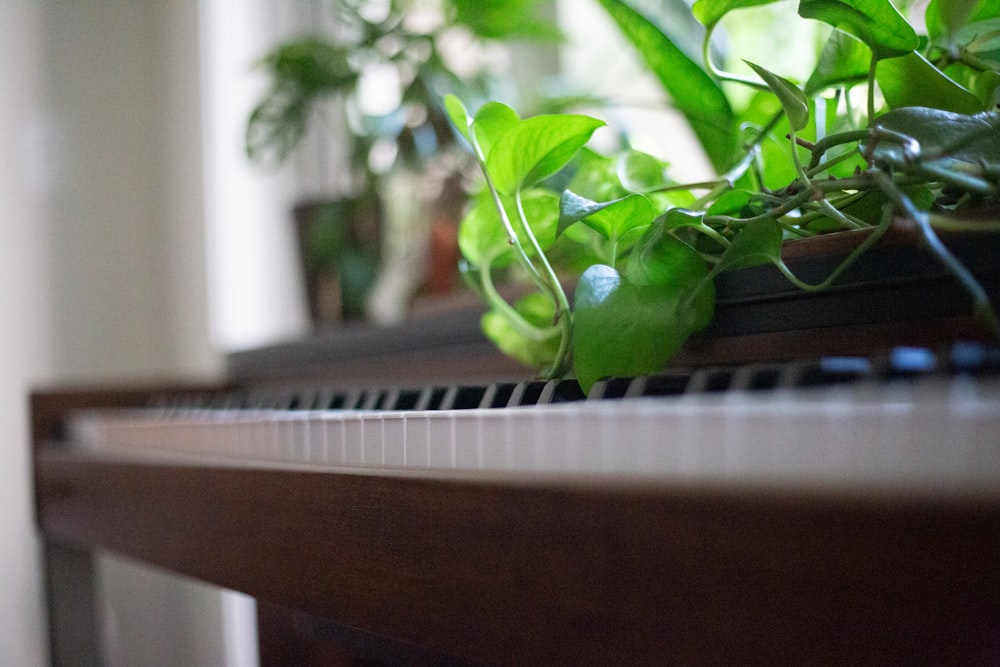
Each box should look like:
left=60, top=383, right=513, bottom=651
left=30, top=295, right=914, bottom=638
left=32, top=306, right=1000, bottom=666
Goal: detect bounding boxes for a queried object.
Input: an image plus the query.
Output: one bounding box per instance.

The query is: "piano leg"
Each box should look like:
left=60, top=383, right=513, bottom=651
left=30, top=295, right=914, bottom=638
left=43, top=542, right=104, bottom=667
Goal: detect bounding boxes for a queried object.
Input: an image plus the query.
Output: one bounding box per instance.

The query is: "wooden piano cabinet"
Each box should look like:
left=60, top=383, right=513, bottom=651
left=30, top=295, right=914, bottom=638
left=33, top=396, right=1000, bottom=665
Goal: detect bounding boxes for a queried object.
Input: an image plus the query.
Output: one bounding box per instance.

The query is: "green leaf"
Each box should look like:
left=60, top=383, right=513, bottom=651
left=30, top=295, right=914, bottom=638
left=658, top=208, right=711, bottom=231
left=798, top=0, right=919, bottom=60
left=596, top=0, right=738, bottom=171
left=736, top=92, right=799, bottom=190
left=566, top=149, right=629, bottom=202
left=746, top=61, right=810, bottom=132
left=481, top=295, right=560, bottom=372
left=557, top=191, right=655, bottom=241
left=486, top=114, right=605, bottom=195
left=444, top=95, right=471, bottom=143
left=624, top=221, right=715, bottom=332
left=692, top=0, right=783, bottom=29
left=512, top=189, right=562, bottom=252
left=472, top=102, right=521, bottom=162
left=572, top=265, right=694, bottom=392
left=457, top=191, right=511, bottom=269
left=706, top=189, right=753, bottom=216
left=965, top=21, right=1000, bottom=59
left=617, top=150, right=671, bottom=193
left=713, top=218, right=784, bottom=273
left=876, top=52, right=984, bottom=114
left=867, top=107, right=1000, bottom=177
left=805, top=30, right=872, bottom=95
left=458, top=188, right=560, bottom=268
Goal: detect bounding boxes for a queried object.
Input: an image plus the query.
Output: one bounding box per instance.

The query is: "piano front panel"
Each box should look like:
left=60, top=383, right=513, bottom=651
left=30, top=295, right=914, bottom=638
left=34, top=446, right=1000, bottom=665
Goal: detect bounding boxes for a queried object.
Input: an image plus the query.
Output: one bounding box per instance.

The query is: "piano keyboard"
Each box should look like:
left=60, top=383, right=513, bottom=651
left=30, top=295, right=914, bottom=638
left=66, top=345, right=1000, bottom=495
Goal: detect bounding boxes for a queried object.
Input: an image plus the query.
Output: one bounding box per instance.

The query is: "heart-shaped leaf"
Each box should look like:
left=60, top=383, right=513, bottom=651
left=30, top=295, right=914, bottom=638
left=867, top=107, right=1000, bottom=175
left=482, top=294, right=560, bottom=372
left=573, top=265, right=694, bottom=392
left=557, top=191, right=656, bottom=241
left=713, top=217, right=784, bottom=274
left=626, top=222, right=715, bottom=331
left=472, top=102, right=521, bottom=162
left=617, top=150, right=672, bottom=193
left=487, top=114, right=605, bottom=195
left=626, top=221, right=710, bottom=288
left=876, top=52, right=984, bottom=114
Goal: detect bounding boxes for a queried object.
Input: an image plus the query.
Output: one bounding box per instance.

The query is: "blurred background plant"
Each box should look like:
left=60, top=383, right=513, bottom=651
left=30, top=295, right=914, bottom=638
left=245, top=0, right=561, bottom=325
left=246, top=0, right=559, bottom=178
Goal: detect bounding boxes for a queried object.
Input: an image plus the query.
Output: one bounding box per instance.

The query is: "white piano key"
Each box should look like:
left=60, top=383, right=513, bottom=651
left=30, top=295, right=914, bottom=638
left=362, top=413, right=384, bottom=465
left=506, top=406, right=536, bottom=470
left=452, top=413, right=480, bottom=469
left=383, top=414, right=406, bottom=467
left=403, top=413, right=430, bottom=467
left=305, top=413, right=327, bottom=464
left=343, top=415, right=364, bottom=465
left=569, top=407, right=610, bottom=474
left=426, top=414, right=454, bottom=468
left=535, top=407, right=571, bottom=472
left=324, top=413, right=346, bottom=466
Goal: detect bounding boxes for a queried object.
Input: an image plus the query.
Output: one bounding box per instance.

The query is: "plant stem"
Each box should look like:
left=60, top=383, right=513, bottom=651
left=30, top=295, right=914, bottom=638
left=706, top=188, right=815, bottom=228
left=808, top=130, right=868, bottom=170
left=928, top=213, right=1000, bottom=233
left=702, top=25, right=769, bottom=90
left=866, top=56, right=878, bottom=122
left=479, top=260, right=559, bottom=342
left=514, top=189, right=574, bottom=378
left=774, top=201, right=894, bottom=292
left=872, top=170, right=1000, bottom=336
left=466, top=132, right=545, bottom=289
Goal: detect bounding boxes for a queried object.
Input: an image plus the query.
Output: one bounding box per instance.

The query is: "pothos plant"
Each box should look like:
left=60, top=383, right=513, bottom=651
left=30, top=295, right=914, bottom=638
left=446, top=0, right=1000, bottom=392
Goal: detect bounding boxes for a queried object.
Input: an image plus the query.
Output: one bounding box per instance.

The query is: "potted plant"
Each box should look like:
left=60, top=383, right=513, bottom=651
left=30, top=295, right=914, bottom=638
left=246, top=0, right=558, bottom=325
left=446, top=0, right=1000, bottom=391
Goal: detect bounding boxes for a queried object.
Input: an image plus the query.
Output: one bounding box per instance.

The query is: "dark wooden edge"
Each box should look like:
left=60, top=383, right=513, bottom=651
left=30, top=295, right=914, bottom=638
left=225, top=226, right=1000, bottom=385
left=35, top=450, right=1000, bottom=665
left=675, top=315, right=988, bottom=367
left=225, top=305, right=525, bottom=386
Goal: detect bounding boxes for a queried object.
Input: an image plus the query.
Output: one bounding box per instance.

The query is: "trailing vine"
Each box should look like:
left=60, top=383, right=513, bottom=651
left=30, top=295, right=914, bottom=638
left=449, top=0, right=1000, bottom=391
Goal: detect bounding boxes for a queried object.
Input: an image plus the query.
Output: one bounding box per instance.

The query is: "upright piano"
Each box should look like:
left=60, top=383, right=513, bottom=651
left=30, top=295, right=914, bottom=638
left=32, top=304, right=1000, bottom=665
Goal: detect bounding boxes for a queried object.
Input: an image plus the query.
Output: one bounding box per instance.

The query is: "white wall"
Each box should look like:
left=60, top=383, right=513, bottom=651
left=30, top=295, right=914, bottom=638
left=1, top=1, right=259, bottom=666
left=1, top=2, right=54, bottom=665
left=40, top=1, right=220, bottom=382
